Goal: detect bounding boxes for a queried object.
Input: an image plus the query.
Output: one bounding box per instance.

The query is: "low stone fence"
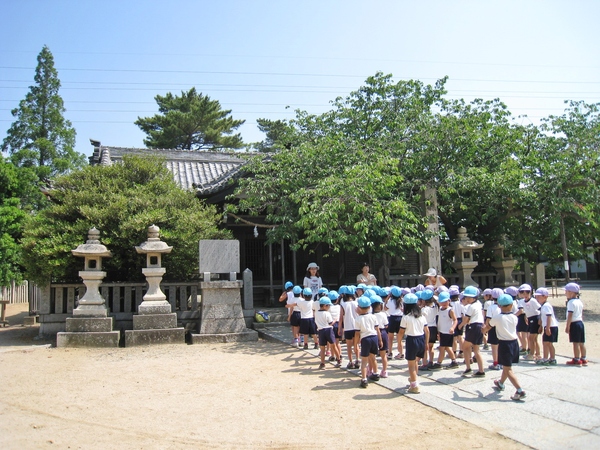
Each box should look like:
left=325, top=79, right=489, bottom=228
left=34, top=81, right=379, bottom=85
left=39, top=281, right=201, bottom=335
left=388, top=271, right=527, bottom=289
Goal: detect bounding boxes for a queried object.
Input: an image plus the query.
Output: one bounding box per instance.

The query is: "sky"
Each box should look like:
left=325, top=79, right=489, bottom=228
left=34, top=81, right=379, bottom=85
left=1, top=0, right=599, bottom=158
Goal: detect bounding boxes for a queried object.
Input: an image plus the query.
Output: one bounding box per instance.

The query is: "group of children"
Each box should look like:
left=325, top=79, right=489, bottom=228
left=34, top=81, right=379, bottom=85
left=278, top=263, right=588, bottom=401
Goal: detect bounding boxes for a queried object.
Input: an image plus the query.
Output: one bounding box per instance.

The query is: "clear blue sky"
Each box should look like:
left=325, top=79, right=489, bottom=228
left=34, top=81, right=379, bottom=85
left=1, top=0, right=599, bottom=158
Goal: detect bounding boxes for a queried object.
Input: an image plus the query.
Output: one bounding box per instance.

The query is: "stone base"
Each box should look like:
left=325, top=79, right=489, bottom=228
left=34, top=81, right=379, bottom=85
left=132, top=313, right=177, bottom=330
left=124, top=328, right=185, bottom=346
left=190, top=329, right=258, bottom=344
left=138, top=302, right=172, bottom=315
left=23, top=316, right=38, bottom=326
left=65, top=317, right=113, bottom=333
left=56, top=331, right=120, bottom=348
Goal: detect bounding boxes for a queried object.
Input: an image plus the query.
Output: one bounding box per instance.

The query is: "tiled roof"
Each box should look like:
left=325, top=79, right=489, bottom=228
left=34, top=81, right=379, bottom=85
left=89, top=142, right=250, bottom=196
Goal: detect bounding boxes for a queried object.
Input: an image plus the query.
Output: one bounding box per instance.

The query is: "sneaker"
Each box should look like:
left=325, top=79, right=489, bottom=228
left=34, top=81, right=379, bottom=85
left=493, top=379, right=505, bottom=391
left=354, top=360, right=360, bottom=369
left=335, top=360, right=342, bottom=368
left=318, top=363, right=326, bottom=370
left=387, top=352, right=393, bottom=359
left=488, top=364, right=501, bottom=370
left=511, top=390, right=527, bottom=401
left=394, top=353, right=404, bottom=360
left=566, top=358, right=582, bottom=366
left=430, top=363, right=443, bottom=371
left=445, top=361, right=460, bottom=369
left=369, top=373, right=380, bottom=381
left=473, top=371, right=486, bottom=377
left=407, top=385, right=420, bottom=394
left=418, top=364, right=430, bottom=371
left=535, top=359, right=547, bottom=365
left=548, top=359, right=557, bottom=365
left=346, top=362, right=355, bottom=369
left=523, top=354, right=535, bottom=361
left=360, top=379, right=368, bottom=388
left=380, top=370, right=388, bottom=378
left=303, top=343, right=308, bottom=350
left=328, top=356, right=335, bottom=361
left=581, top=359, right=588, bottom=367
left=519, top=348, right=528, bottom=354
left=461, top=369, right=472, bottom=377
left=367, top=367, right=373, bottom=377
left=313, top=343, right=319, bottom=349
left=483, top=344, right=490, bottom=350
left=325, top=351, right=331, bottom=356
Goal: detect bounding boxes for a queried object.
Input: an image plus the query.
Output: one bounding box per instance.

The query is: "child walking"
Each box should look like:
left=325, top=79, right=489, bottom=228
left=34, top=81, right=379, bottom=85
left=450, top=287, right=464, bottom=357
left=314, top=297, right=341, bottom=369
left=372, top=296, right=389, bottom=378
left=535, top=287, right=558, bottom=365
left=328, top=290, right=343, bottom=363
left=355, top=297, right=382, bottom=388
left=385, top=286, right=405, bottom=360
left=564, top=282, right=587, bottom=366
left=339, top=286, right=360, bottom=369
left=421, top=289, right=438, bottom=370
left=458, top=286, right=485, bottom=377
left=286, top=285, right=303, bottom=348
left=297, top=288, right=318, bottom=349
left=520, top=284, right=542, bottom=361
left=486, top=293, right=527, bottom=401
left=485, top=288, right=504, bottom=371
left=430, top=291, right=459, bottom=370
left=398, top=293, right=429, bottom=394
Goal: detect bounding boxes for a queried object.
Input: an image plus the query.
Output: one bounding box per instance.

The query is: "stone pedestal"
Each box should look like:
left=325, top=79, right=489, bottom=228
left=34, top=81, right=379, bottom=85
left=191, top=280, right=258, bottom=343
left=491, top=260, right=519, bottom=287
left=57, top=316, right=120, bottom=347
left=451, top=261, right=479, bottom=288
left=445, top=227, right=484, bottom=288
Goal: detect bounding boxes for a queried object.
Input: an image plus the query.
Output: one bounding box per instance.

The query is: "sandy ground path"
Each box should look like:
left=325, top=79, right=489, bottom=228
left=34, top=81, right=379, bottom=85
left=0, top=304, right=525, bottom=450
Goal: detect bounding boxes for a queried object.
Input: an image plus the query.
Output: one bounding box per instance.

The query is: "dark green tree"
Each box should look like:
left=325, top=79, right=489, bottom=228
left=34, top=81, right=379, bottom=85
left=253, top=118, right=298, bottom=152
left=21, top=155, right=231, bottom=286
left=135, top=88, right=245, bottom=151
left=1, top=46, right=85, bottom=185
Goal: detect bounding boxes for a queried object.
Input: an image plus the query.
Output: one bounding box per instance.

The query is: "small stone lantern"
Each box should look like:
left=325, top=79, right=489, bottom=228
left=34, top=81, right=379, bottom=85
left=71, top=227, right=112, bottom=317
left=445, top=226, right=483, bottom=288
left=135, top=225, right=172, bottom=315
left=491, top=242, right=518, bottom=287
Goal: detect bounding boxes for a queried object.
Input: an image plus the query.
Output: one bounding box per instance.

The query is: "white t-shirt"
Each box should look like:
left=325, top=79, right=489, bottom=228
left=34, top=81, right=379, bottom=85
left=516, top=298, right=526, bottom=315
left=329, top=304, right=341, bottom=322
left=287, top=294, right=300, bottom=312
left=423, top=304, right=438, bottom=327
left=314, top=309, right=333, bottom=330
left=489, top=313, right=518, bottom=341
left=523, top=298, right=541, bottom=318
left=567, top=298, right=584, bottom=322
left=486, top=303, right=501, bottom=321
left=375, top=311, right=389, bottom=329
left=356, top=313, right=378, bottom=338
left=296, top=298, right=314, bottom=319
left=483, top=300, right=493, bottom=314
left=464, top=300, right=484, bottom=324
left=437, top=307, right=455, bottom=334
left=400, top=314, right=427, bottom=337
left=341, top=299, right=358, bottom=330
left=303, top=276, right=322, bottom=298
left=356, top=273, right=377, bottom=286
left=451, top=300, right=464, bottom=320
left=540, top=302, right=558, bottom=328
left=385, top=298, right=403, bottom=317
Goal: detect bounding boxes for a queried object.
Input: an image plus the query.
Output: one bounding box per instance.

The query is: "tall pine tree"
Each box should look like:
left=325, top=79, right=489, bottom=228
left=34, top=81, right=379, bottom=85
left=2, top=46, right=85, bottom=185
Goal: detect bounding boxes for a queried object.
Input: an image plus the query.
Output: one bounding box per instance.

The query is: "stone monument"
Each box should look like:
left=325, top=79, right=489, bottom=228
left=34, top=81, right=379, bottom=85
left=445, top=226, right=484, bottom=288
left=491, top=242, right=519, bottom=287
left=124, top=225, right=185, bottom=346
left=56, top=228, right=120, bottom=347
left=191, top=240, right=258, bottom=343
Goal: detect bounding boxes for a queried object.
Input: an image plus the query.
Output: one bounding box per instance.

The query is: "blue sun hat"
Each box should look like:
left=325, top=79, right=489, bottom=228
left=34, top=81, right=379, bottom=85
left=319, top=297, right=332, bottom=305
left=403, top=293, right=418, bottom=304
left=498, top=294, right=514, bottom=306
left=370, top=295, right=383, bottom=304
left=463, top=286, right=479, bottom=297
left=357, top=297, right=371, bottom=308
left=318, top=287, right=329, bottom=295
left=327, top=290, right=339, bottom=301
left=338, top=285, right=348, bottom=295
left=421, top=289, right=434, bottom=301
left=438, top=292, right=450, bottom=303
left=284, top=281, right=293, bottom=290
left=357, top=283, right=368, bottom=292
left=415, top=291, right=423, bottom=300
left=390, top=286, right=403, bottom=298
left=364, top=288, right=376, bottom=298
left=292, top=286, right=302, bottom=295
left=302, top=287, right=312, bottom=297
left=347, top=285, right=357, bottom=295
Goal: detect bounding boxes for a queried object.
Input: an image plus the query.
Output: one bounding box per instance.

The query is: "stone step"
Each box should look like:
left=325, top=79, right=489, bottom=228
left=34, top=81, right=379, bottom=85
left=56, top=331, right=120, bottom=348
left=124, top=328, right=185, bottom=346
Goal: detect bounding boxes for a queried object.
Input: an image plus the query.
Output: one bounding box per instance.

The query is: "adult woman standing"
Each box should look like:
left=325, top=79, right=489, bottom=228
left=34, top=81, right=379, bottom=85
left=356, top=262, right=377, bottom=286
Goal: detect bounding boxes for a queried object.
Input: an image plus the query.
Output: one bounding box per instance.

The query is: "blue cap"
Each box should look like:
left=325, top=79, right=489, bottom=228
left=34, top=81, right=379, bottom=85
left=364, top=288, right=376, bottom=298
left=302, top=287, right=312, bottom=296
left=338, top=285, right=348, bottom=295
left=438, top=292, right=450, bottom=303
left=318, top=287, right=328, bottom=295
left=284, top=281, right=294, bottom=290
left=357, top=297, right=371, bottom=308
left=390, top=286, right=403, bottom=298
left=327, top=290, right=339, bottom=301
left=319, top=298, right=332, bottom=305
left=292, top=286, right=302, bottom=295
left=370, top=295, right=383, bottom=304
left=357, top=283, right=368, bottom=291
left=498, top=294, right=514, bottom=306
left=463, top=286, right=478, bottom=297
left=421, top=289, right=434, bottom=301
left=346, top=285, right=356, bottom=295
left=403, top=293, right=418, bottom=304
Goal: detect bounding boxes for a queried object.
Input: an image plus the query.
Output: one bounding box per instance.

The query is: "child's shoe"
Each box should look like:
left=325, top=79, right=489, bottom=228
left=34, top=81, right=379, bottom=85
left=335, top=359, right=342, bottom=368
left=461, top=368, right=472, bottom=377
left=328, top=356, right=335, bottom=361
left=488, top=363, right=501, bottom=370
left=369, top=373, right=380, bottom=381
left=535, top=359, right=547, bottom=365
left=548, top=359, right=557, bottom=365
left=445, top=360, right=460, bottom=369
left=407, top=385, right=420, bottom=394
left=483, top=344, right=490, bottom=350
left=394, top=353, right=404, bottom=360
left=430, top=363, right=443, bottom=371
left=346, top=361, right=355, bottom=369
left=313, top=343, right=319, bottom=349
left=519, top=348, right=528, bottom=354
left=523, top=354, right=535, bottom=361
left=366, top=367, right=373, bottom=377
left=360, top=379, right=368, bottom=388
left=581, top=358, right=588, bottom=366
left=473, top=371, right=486, bottom=377
left=566, top=358, right=582, bottom=366
left=380, top=370, right=388, bottom=378
left=354, top=360, right=360, bottom=369
left=493, top=379, right=505, bottom=391
left=318, top=363, right=326, bottom=370
left=511, top=390, right=527, bottom=401
left=303, top=343, right=309, bottom=350
left=387, top=352, right=393, bottom=359
left=325, top=350, right=331, bottom=357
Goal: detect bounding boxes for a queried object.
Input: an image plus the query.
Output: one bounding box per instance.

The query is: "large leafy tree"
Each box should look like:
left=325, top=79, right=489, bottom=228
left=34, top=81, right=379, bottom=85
left=22, top=155, right=231, bottom=285
left=135, top=88, right=245, bottom=150
left=1, top=46, right=85, bottom=185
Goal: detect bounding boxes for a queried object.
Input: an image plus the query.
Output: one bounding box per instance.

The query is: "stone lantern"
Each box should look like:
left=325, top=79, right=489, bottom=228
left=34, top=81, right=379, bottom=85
left=491, top=242, right=519, bottom=287
left=56, top=228, right=120, bottom=347
left=125, top=225, right=184, bottom=346
left=445, top=226, right=483, bottom=288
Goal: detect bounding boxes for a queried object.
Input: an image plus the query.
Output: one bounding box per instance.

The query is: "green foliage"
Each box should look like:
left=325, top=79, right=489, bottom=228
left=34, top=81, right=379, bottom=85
left=21, top=155, right=231, bottom=286
left=253, top=118, right=298, bottom=152
left=1, top=46, right=85, bottom=186
left=135, top=88, right=245, bottom=150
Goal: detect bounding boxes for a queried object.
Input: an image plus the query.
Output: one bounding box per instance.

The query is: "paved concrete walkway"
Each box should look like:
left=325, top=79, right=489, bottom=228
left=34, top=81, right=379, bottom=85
left=256, top=322, right=600, bottom=450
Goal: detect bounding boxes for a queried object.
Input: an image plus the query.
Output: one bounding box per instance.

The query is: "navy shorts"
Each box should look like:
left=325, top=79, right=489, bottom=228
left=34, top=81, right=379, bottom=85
left=388, top=315, right=402, bottom=334
left=379, top=329, right=388, bottom=352
left=465, top=323, right=483, bottom=346
left=299, top=318, right=316, bottom=336
left=542, top=326, right=559, bottom=343
left=487, top=326, right=499, bottom=345
left=439, top=332, right=453, bottom=348
left=517, top=314, right=528, bottom=332
left=527, top=315, right=541, bottom=334
left=332, top=323, right=340, bottom=340
left=428, top=326, right=438, bottom=344
left=344, top=329, right=357, bottom=341
left=360, top=335, right=379, bottom=357
left=454, top=318, right=464, bottom=336
left=290, top=311, right=301, bottom=327
left=405, top=335, right=425, bottom=361
left=318, top=328, right=336, bottom=346
left=569, top=321, right=585, bottom=343
left=498, top=339, right=520, bottom=367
